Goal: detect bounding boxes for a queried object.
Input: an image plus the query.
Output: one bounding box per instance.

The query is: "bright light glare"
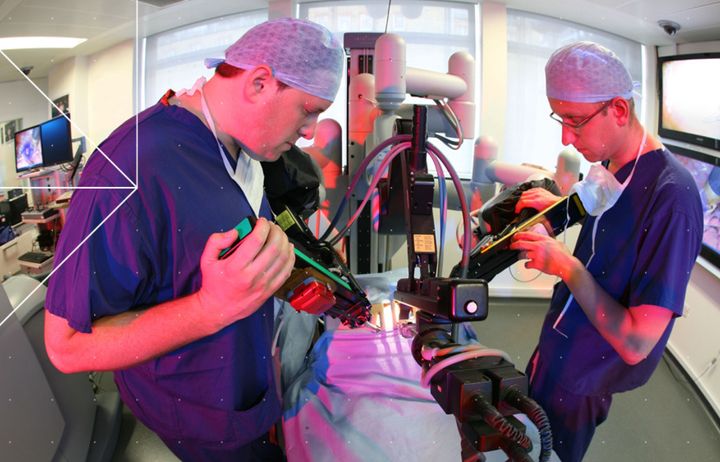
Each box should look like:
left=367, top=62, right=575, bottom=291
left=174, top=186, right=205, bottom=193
left=0, top=36, right=87, bottom=50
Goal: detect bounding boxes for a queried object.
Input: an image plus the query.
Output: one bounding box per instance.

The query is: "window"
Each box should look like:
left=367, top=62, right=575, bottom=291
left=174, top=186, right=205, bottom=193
left=299, top=0, right=479, bottom=178
left=505, top=10, right=644, bottom=173
left=142, top=10, right=268, bottom=109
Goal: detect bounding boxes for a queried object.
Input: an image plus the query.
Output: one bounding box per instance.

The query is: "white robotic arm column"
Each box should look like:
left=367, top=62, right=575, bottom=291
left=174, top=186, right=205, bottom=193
left=372, top=33, right=476, bottom=150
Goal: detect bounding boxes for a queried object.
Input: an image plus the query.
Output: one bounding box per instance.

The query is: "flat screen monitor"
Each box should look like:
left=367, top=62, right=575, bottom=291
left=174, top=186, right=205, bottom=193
left=0, top=193, right=28, bottom=227
left=658, top=53, right=720, bottom=150
left=14, top=125, right=43, bottom=173
left=668, top=143, right=720, bottom=270
left=41, top=114, right=73, bottom=168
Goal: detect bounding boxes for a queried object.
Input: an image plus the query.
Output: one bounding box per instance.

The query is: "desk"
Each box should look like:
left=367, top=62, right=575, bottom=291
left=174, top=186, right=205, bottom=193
left=0, top=230, right=37, bottom=279
left=18, top=254, right=54, bottom=275
left=21, top=212, right=61, bottom=225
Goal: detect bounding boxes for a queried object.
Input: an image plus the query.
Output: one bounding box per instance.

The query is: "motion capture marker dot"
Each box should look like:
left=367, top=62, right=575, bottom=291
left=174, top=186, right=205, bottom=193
left=644, top=440, right=648, bottom=444
left=220, top=355, right=224, bottom=359
left=178, top=398, right=181, bottom=402
left=559, top=355, right=563, bottom=360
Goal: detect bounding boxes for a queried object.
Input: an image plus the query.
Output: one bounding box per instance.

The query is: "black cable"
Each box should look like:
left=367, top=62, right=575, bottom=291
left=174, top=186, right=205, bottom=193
left=472, top=391, right=532, bottom=451
left=504, top=387, right=553, bottom=462
left=384, top=0, right=393, bottom=33
left=499, top=439, right=535, bottom=462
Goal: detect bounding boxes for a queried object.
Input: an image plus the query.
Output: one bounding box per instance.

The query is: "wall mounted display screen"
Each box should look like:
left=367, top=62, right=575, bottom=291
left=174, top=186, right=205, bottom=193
left=14, top=126, right=43, bottom=173
left=669, top=144, right=720, bottom=269
left=658, top=53, right=720, bottom=150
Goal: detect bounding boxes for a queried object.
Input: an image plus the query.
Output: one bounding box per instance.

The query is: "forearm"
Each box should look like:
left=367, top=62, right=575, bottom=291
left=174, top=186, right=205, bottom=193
left=46, top=292, right=229, bottom=373
left=561, top=257, right=646, bottom=364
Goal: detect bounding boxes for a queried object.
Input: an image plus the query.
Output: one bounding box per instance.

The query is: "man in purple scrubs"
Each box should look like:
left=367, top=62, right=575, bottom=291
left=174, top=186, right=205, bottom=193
left=44, top=18, right=342, bottom=461
left=510, top=42, right=703, bottom=461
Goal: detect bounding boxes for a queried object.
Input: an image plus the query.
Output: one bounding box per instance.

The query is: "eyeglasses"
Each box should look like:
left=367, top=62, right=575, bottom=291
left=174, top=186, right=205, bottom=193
left=549, top=100, right=613, bottom=130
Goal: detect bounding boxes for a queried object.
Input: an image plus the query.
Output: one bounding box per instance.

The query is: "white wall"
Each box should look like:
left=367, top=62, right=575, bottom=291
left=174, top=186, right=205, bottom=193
left=47, top=40, right=134, bottom=161
left=0, top=78, right=49, bottom=190
left=86, top=41, right=135, bottom=143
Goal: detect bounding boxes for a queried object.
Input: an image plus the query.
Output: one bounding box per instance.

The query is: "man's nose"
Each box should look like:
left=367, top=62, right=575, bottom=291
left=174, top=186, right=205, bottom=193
left=561, top=125, right=576, bottom=146
left=299, top=119, right=318, bottom=140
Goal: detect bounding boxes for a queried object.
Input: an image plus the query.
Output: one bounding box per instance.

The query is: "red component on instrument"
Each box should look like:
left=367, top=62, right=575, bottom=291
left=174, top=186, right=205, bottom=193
left=288, top=280, right=337, bottom=315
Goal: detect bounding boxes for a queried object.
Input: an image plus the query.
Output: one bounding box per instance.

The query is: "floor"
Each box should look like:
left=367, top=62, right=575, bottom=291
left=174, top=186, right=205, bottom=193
left=109, top=297, right=720, bottom=462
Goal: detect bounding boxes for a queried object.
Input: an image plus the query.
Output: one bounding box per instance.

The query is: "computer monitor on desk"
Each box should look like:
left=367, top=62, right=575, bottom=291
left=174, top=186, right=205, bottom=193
left=14, top=115, right=73, bottom=177
left=0, top=194, right=28, bottom=227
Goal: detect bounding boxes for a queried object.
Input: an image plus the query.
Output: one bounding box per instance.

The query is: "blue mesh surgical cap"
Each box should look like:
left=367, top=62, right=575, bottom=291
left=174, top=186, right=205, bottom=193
left=205, top=18, right=343, bottom=102
left=545, top=41, right=634, bottom=103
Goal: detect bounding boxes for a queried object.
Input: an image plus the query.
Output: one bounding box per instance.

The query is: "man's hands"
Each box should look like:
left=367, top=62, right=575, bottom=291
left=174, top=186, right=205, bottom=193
left=509, top=230, right=581, bottom=281
left=196, top=217, right=295, bottom=330
left=515, top=187, right=562, bottom=215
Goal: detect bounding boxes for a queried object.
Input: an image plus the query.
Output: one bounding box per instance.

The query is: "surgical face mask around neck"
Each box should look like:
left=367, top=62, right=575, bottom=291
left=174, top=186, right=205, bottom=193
left=569, top=163, right=624, bottom=216
left=569, top=130, right=647, bottom=217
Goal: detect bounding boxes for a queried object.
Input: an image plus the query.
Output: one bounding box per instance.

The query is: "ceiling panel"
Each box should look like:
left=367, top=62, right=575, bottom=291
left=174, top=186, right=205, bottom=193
left=617, top=0, right=720, bottom=17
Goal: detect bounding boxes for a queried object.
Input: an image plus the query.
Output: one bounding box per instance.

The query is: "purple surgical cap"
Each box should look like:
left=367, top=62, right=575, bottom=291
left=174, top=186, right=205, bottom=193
left=545, top=41, right=634, bottom=103
left=205, top=18, right=343, bottom=102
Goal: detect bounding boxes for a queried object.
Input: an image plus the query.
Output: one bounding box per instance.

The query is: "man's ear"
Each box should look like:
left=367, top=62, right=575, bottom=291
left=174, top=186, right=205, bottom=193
left=611, top=97, right=631, bottom=126
left=243, top=65, right=276, bottom=103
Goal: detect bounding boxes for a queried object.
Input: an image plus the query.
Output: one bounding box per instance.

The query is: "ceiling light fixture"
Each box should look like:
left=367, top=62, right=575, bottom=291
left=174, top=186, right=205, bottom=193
left=0, top=36, right=87, bottom=50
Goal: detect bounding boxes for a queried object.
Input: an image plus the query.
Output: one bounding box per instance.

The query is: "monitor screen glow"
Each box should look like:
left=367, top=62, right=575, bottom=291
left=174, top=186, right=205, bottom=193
left=670, top=145, right=720, bottom=269
left=14, top=126, right=43, bottom=173
left=659, top=54, right=720, bottom=150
